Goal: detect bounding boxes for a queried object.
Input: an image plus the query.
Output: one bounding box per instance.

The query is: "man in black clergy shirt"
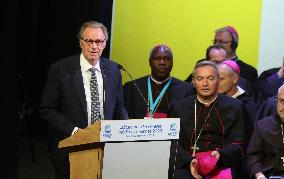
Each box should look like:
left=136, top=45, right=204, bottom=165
left=217, top=60, right=258, bottom=124
left=123, top=44, right=194, bottom=119
left=213, top=26, right=258, bottom=83
left=123, top=45, right=195, bottom=178
left=170, top=61, right=251, bottom=179
left=247, top=84, right=284, bottom=179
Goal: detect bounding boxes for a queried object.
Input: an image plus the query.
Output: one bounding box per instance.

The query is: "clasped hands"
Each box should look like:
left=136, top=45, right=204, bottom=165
left=189, top=150, right=220, bottom=179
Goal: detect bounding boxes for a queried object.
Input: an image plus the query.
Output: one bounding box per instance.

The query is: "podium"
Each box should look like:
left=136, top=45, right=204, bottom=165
left=59, top=119, right=180, bottom=179
left=58, top=121, right=104, bottom=179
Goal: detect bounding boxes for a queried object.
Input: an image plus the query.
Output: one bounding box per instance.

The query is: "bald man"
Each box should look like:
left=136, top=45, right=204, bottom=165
left=205, top=44, right=227, bottom=64
left=123, top=44, right=194, bottom=119
left=123, top=45, right=195, bottom=178
left=247, top=84, right=284, bottom=178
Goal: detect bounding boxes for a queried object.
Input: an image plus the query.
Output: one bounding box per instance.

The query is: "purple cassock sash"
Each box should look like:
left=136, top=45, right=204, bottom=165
left=195, top=151, right=232, bottom=179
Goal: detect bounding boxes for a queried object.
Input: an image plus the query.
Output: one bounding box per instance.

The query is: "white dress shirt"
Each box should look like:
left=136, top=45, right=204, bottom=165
left=80, top=54, right=104, bottom=124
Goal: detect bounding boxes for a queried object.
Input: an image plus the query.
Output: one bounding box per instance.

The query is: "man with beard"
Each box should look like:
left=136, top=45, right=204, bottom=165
left=170, top=61, right=251, bottom=179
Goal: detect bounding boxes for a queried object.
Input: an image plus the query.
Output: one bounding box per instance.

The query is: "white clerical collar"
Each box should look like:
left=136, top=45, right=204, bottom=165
left=150, top=75, right=170, bottom=85
left=80, top=53, right=101, bottom=72
left=230, top=55, right=237, bottom=61
left=196, top=95, right=218, bottom=106
left=232, top=86, right=245, bottom=98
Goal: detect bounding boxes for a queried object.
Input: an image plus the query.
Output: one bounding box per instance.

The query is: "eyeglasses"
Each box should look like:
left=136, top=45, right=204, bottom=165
left=210, top=59, right=227, bottom=64
left=81, top=38, right=105, bottom=47
left=213, top=40, right=232, bottom=45
left=276, top=97, right=284, bottom=106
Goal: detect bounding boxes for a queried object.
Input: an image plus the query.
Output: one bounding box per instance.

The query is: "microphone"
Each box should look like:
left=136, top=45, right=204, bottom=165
left=116, top=63, right=124, bottom=71
left=116, top=63, right=148, bottom=107
left=101, top=65, right=108, bottom=116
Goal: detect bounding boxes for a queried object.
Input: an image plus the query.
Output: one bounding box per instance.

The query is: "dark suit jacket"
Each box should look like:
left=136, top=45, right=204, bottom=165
left=253, top=68, right=283, bottom=105
left=232, top=56, right=258, bottom=84
left=236, top=91, right=259, bottom=125
left=255, top=96, right=277, bottom=122
left=40, top=54, right=128, bottom=177
left=40, top=54, right=128, bottom=140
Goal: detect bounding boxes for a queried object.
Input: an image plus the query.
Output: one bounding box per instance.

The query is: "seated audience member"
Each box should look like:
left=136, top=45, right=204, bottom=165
left=257, top=57, right=284, bottom=81
left=247, top=84, right=284, bottom=178
left=258, top=67, right=281, bottom=80
left=185, top=44, right=226, bottom=83
left=123, top=45, right=195, bottom=179
left=253, top=61, right=284, bottom=105
left=213, top=26, right=258, bottom=83
left=255, top=95, right=277, bottom=122
left=123, top=44, right=195, bottom=119
left=170, top=61, right=251, bottom=179
left=205, top=44, right=227, bottom=64
left=185, top=45, right=252, bottom=96
left=217, top=60, right=258, bottom=124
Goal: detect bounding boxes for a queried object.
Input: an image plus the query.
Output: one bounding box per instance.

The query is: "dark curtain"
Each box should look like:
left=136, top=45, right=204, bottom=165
left=2, top=1, right=21, bottom=178
left=18, top=0, right=113, bottom=117
left=2, top=0, right=113, bottom=178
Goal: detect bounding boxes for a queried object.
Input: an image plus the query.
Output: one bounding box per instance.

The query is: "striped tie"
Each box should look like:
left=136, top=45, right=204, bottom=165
left=90, top=68, right=100, bottom=123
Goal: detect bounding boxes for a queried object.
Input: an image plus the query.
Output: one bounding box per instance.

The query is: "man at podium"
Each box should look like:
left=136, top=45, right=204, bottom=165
left=40, top=21, right=128, bottom=179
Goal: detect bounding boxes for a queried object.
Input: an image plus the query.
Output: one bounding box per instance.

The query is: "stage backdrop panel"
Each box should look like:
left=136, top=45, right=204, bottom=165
left=258, top=0, right=284, bottom=73
left=102, top=141, right=171, bottom=179
left=111, top=0, right=262, bottom=83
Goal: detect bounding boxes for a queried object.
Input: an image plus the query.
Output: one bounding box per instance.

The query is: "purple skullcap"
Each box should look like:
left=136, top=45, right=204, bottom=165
left=222, top=59, right=240, bottom=74
left=225, top=26, right=238, bottom=42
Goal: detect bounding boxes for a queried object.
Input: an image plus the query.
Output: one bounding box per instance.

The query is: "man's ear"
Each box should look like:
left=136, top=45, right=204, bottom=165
left=232, top=74, right=239, bottom=85
left=192, top=80, right=195, bottom=87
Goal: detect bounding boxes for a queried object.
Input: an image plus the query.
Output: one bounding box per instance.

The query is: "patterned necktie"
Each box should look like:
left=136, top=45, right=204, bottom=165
left=90, top=68, right=100, bottom=123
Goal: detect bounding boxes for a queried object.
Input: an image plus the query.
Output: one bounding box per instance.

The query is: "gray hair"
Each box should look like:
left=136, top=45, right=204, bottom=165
left=217, top=62, right=237, bottom=76
left=77, top=21, right=108, bottom=42
left=192, top=61, right=219, bottom=79
left=215, top=27, right=238, bottom=44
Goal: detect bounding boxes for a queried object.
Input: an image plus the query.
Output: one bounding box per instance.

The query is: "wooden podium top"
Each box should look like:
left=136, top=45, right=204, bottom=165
left=58, top=121, right=101, bottom=148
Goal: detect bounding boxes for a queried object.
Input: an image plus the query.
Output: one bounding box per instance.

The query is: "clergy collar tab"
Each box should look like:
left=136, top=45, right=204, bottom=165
left=196, top=95, right=218, bottom=106
left=150, top=75, right=171, bottom=85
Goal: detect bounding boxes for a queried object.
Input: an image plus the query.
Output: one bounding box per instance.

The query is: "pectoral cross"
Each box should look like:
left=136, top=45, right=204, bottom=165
left=281, top=157, right=284, bottom=166
left=191, top=143, right=199, bottom=157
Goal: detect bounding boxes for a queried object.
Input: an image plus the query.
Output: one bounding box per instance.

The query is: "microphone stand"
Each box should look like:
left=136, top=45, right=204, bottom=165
left=117, top=64, right=148, bottom=107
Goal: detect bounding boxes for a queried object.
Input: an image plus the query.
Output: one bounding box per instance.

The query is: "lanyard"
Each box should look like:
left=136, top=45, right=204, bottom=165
left=147, top=76, right=172, bottom=116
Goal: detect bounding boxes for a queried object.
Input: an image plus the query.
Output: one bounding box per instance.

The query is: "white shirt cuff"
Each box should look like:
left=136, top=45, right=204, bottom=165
left=71, top=127, right=79, bottom=135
